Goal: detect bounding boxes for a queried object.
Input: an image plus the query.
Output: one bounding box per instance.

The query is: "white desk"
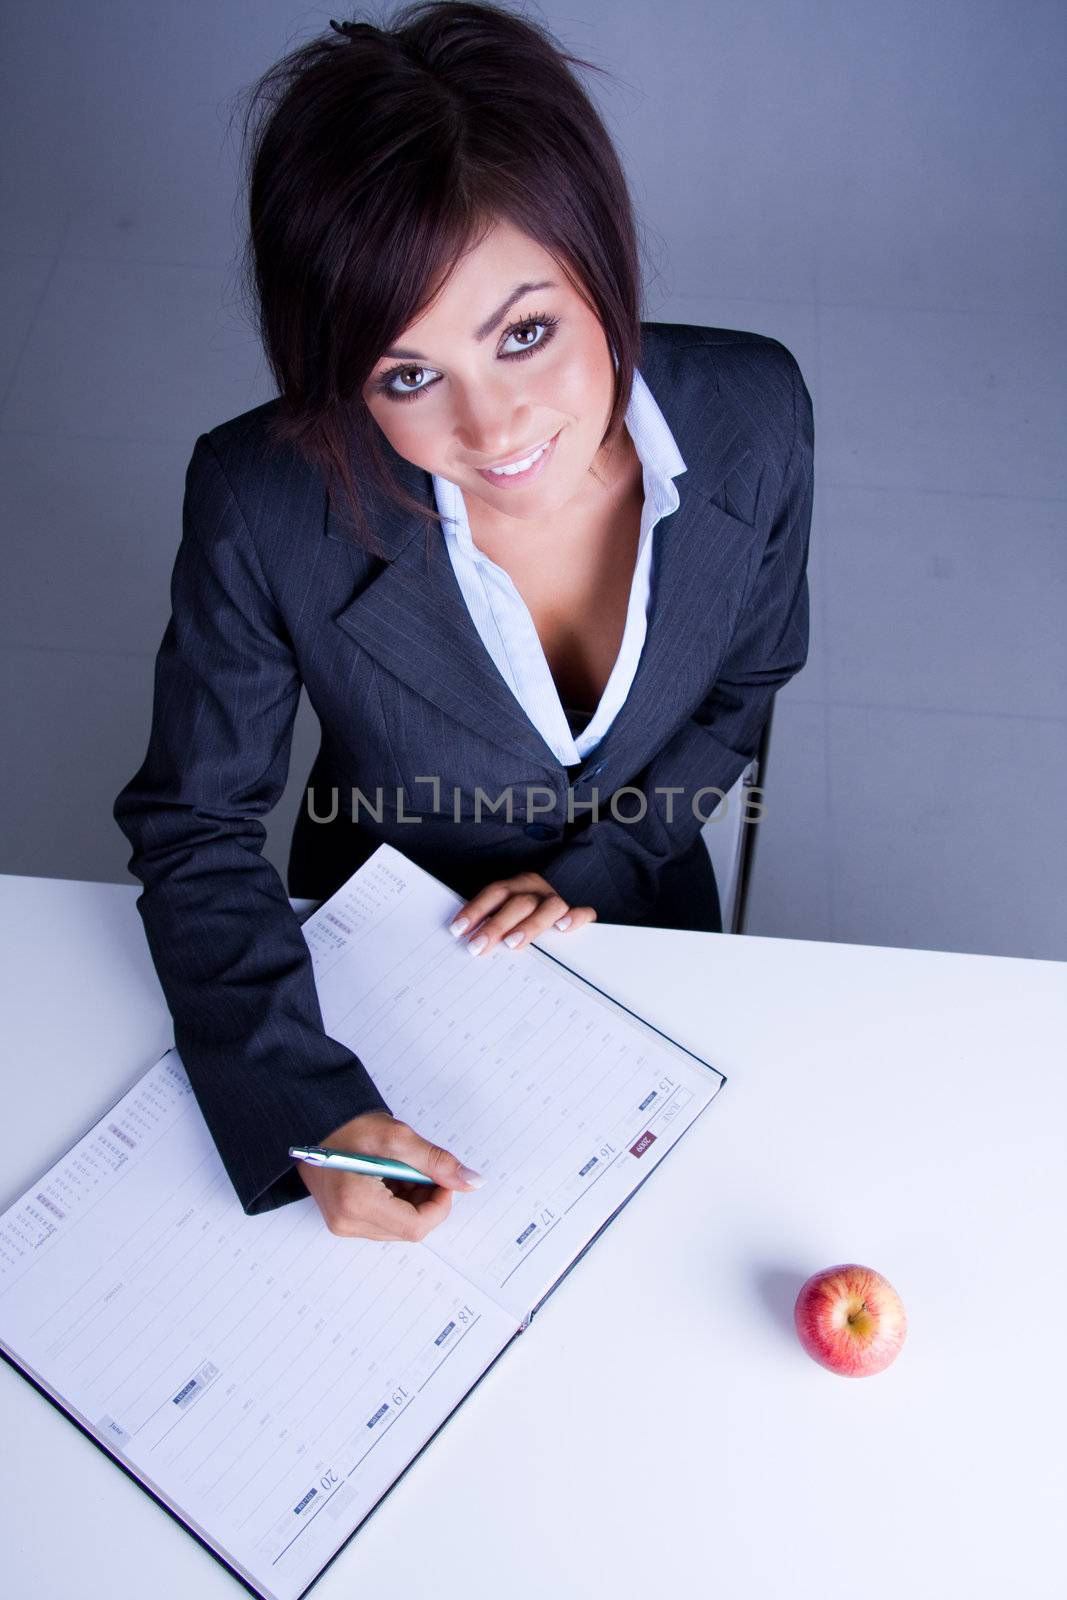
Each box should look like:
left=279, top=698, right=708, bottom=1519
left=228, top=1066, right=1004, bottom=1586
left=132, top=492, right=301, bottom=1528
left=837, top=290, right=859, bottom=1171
left=1, top=873, right=1064, bottom=1599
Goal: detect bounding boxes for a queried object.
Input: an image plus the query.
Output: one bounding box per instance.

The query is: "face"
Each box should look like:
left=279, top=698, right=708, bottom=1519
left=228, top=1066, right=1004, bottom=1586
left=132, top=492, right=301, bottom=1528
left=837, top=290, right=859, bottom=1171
left=362, top=218, right=627, bottom=529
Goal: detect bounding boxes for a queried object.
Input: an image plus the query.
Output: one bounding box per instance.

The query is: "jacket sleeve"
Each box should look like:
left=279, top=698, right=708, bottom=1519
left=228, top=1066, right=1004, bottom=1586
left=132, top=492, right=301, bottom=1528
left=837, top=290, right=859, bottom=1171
left=113, top=434, right=393, bottom=1215
left=541, top=353, right=814, bottom=925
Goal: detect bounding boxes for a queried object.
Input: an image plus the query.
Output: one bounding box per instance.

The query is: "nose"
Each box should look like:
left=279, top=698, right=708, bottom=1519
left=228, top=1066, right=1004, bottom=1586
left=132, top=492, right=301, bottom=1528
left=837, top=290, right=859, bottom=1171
left=453, top=375, right=535, bottom=463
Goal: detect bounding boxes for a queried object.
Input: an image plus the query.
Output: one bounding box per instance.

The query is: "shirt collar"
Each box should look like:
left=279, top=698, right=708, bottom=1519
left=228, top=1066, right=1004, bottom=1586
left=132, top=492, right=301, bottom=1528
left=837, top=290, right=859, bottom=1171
left=627, top=363, right=688, bottom=516
left=432, top=364, right=688, bottom=563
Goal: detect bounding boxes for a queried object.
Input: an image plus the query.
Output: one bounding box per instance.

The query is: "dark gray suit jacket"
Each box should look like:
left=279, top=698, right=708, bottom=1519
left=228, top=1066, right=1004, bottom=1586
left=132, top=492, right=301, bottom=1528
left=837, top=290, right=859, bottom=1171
left=114, top=321, right=814, bottom=1215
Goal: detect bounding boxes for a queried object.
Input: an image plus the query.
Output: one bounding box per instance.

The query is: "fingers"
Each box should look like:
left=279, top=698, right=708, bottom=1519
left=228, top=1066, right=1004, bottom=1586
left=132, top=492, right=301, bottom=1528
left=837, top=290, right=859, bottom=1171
left=448, top=875, right=597, bottom=958
left=459, top=889, right=558, bottom=955
left=303, top=1111, right=486, bottom=1243
left=323, top=1172, right=455, bottom=1241
left=327, top=1109, right=482, bottom=1194
left=487, top=898, right=598, bottom=955
left=448, top=876, right=532, bottom=938
left=547, top=904, right=598, bottom=935
left=378, top=1179, right=457, bottom=1232
left=390, top=1124, right=484, bottom=1193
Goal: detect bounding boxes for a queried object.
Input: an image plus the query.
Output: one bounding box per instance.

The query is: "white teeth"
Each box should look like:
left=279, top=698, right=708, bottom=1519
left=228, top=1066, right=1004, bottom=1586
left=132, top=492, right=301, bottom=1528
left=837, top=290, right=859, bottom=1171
left=487, top=440, right=549, bottom=476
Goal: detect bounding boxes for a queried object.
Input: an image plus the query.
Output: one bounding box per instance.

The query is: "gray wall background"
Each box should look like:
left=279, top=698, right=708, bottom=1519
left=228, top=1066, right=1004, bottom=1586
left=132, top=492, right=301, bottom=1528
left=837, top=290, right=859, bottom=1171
left=1, top=0, right=1064, bottom=960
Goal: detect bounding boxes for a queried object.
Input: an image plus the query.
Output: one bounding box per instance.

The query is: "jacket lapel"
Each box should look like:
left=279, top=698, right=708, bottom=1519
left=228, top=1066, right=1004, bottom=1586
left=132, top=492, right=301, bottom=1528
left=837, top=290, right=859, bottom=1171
left=326, top=324, right=761, bottom=782
left=333, top=511, right=564, bottom=770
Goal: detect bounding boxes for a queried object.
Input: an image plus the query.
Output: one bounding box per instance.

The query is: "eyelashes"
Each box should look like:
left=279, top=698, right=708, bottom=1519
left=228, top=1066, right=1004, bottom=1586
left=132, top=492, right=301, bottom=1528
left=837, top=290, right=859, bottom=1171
left=373, top=313, right=560, bottom=403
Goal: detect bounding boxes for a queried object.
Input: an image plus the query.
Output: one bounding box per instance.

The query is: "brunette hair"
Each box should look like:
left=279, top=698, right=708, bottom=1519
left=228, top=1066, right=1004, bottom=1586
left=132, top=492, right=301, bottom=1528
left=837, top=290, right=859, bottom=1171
left=236, top=1, right=644, bottom=557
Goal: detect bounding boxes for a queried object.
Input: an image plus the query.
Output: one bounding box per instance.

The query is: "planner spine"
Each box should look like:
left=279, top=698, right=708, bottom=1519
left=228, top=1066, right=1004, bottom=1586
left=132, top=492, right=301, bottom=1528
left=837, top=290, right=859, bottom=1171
left=510, top=1069, right=727, bottom=1339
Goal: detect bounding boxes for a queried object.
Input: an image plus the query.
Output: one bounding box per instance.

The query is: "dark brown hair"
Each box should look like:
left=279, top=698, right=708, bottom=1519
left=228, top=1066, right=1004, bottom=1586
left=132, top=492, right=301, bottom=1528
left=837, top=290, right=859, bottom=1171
left=235, top=1, right=644, bottom=558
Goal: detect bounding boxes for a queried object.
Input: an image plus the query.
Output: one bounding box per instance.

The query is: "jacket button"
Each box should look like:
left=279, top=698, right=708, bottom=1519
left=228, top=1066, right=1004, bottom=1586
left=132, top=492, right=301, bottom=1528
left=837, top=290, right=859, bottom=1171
left=524, top=822, right=559, bottom=840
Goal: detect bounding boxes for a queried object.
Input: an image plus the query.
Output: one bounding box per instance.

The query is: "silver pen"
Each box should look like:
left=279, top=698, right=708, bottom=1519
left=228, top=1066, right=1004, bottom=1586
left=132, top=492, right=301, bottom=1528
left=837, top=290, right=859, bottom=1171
left=289, top=1145, right=435, bottom=1184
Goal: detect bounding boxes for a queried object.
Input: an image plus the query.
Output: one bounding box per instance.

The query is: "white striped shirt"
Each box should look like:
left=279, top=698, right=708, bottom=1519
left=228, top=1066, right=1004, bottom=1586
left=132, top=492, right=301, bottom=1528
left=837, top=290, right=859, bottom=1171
left=432, top=366, right=687, bottom=768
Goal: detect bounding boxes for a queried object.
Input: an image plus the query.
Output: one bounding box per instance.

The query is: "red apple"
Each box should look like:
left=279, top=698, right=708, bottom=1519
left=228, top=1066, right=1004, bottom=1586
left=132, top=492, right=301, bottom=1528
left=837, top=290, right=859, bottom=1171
left=794, top=1263, right=907, bottom=1376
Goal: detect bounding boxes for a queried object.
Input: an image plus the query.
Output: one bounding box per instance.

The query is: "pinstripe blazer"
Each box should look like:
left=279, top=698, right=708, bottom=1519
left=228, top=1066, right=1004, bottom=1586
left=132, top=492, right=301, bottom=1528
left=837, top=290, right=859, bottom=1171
left=113, top=320, right=814, bottom=1215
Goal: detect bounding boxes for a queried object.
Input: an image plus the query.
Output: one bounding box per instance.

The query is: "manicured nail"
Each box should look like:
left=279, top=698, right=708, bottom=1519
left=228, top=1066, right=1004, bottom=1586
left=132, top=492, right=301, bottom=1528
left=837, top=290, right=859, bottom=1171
left=554, top=914, right=572, bottom=930
left=458, top=1164, right=486, bottom=1187
left=467, top=934, right=488, bottom=956
left=504, top=931, right=524, bottom=948
left=450, top=917, right=469, bottom=937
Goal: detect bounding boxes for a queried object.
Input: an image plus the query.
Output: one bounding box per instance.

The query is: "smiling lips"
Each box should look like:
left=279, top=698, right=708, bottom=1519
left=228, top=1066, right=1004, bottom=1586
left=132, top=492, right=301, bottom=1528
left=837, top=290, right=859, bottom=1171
left=474, top=429, right=561, bottom=487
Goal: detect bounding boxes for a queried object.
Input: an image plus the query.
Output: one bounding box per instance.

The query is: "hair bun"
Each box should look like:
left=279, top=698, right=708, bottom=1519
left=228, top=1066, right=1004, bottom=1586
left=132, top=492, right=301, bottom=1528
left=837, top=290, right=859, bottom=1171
left=329, top=18, right=377, bottom=40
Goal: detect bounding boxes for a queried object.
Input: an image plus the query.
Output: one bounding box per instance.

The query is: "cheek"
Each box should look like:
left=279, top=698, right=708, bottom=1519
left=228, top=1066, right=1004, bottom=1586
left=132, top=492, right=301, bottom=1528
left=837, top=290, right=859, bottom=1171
left=369, top=404, right=444, bottom=470
left=544, top=343, right=613, bottom=423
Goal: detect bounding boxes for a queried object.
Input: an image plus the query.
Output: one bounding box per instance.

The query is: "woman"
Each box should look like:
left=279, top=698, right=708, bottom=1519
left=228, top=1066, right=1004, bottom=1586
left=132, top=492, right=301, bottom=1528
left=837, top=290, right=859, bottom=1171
left=114, top=2, right=813, bottom=1239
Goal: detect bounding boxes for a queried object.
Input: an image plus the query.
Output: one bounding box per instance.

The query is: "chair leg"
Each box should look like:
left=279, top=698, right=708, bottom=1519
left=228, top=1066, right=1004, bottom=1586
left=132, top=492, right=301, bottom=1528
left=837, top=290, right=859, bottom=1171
left=733, top=695, right=777, bottom=935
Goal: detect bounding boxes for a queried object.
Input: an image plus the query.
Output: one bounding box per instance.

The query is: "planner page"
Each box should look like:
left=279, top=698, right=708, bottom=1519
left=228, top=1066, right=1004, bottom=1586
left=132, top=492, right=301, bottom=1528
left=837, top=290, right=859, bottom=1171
left=0, top=1050, right=517, bottom=1600
left=304, top=845, right=727, bottom=1326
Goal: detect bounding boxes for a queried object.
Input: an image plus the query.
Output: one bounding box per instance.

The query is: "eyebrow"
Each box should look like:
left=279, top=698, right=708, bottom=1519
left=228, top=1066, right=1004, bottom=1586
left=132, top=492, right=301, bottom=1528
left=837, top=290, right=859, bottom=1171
left=381, top=280, right=559, bottom=360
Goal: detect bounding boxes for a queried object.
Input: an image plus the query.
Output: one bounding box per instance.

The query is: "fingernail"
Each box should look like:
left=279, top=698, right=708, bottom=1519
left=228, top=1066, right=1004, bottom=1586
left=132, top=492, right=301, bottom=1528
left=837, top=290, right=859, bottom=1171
left=554, top=914, right=572, bottom=930
left=504, top=931, right=524, bottom=948
left=458, top=1164, right=486, bottom=1187
left=467, top=934, right=488, bottom=956
left=450, top=917, right=469, bottom=937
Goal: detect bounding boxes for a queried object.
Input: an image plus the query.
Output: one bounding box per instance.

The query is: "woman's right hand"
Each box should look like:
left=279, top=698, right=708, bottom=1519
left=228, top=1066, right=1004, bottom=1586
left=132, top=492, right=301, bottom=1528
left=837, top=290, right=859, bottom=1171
left=295, top=1110, right=484, bottom=1241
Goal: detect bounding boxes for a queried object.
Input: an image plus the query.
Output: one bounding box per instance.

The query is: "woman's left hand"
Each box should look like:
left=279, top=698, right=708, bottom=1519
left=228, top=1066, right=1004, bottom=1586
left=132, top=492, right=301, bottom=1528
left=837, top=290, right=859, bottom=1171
left=448, top=872, right=597, bottom=957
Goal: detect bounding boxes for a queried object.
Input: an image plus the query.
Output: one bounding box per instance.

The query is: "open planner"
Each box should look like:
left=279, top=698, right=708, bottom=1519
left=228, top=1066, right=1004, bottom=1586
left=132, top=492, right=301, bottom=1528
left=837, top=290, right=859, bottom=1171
left=0, top=843, right=726, bottom=1600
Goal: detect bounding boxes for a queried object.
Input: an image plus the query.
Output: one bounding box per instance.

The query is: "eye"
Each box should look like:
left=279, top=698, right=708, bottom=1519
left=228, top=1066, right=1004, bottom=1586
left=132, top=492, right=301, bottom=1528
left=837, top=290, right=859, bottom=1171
left=499, top=316, right=556, bottom=356
left=377, top=363, right=437, bottom=401
left=374, top=313, right=560, bottom=404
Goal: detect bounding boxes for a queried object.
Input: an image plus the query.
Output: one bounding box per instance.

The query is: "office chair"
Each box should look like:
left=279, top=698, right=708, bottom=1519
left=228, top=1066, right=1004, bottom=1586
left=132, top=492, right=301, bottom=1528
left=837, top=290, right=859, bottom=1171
left=699, top=696, right=776, bottom=935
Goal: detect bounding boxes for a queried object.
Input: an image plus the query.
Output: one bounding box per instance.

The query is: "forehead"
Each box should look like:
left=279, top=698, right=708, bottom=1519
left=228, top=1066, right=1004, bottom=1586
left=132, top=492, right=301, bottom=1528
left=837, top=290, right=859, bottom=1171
left=401, top=223, right=567, bottom=329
